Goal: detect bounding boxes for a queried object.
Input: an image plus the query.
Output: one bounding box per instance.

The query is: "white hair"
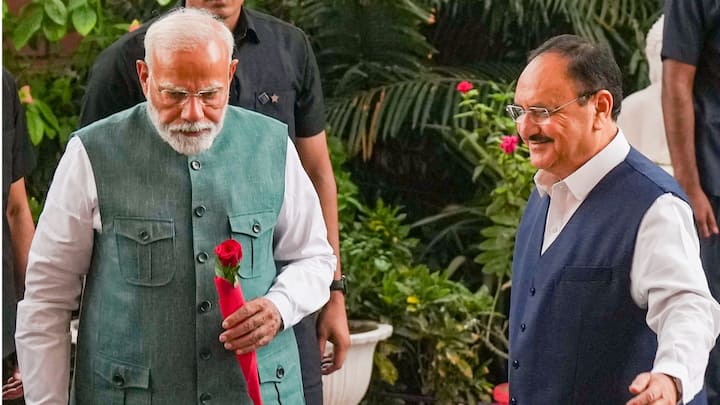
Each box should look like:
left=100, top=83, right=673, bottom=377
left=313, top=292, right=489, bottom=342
left=645, top=15, right=664, bottom=84
left=144, top=7, right=234, bottom=69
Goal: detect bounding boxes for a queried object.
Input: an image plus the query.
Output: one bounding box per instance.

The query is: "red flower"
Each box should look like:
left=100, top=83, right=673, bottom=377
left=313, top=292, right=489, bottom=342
left=493, top=382, right=509, bottom=404
left=215, top=239, right=242, bottom=267
left=456, top=80, right=473, bottom=94
left=500, top=135, right=519, bottom=154
left=214, top=239, right=243, bottom=285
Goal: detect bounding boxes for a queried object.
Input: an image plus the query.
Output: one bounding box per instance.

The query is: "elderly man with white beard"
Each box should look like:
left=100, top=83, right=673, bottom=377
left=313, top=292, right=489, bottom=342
left=14, top=8, right=335, bottom=404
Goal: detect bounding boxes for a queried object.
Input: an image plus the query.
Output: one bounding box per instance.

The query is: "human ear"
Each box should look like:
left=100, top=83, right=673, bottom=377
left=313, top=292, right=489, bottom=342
left=137, top=60, right=150, bottom=97
left=592, top=90, right=613, bottom=128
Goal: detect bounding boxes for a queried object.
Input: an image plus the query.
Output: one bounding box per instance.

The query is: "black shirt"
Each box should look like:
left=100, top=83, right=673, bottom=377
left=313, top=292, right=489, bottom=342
left=2, top=68, right=36, bottom=357
left=79, top=6, right=326, bottom=140
left=662, top=0, right=720, bottom=197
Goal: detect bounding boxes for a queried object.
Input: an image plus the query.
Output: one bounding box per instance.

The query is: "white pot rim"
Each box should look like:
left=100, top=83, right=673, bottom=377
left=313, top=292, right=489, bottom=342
left=348, top=320, right=393, bottom=345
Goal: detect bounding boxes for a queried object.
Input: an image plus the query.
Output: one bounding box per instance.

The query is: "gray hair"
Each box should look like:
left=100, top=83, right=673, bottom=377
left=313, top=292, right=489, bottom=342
left=144, top=8, right=234, bottom=69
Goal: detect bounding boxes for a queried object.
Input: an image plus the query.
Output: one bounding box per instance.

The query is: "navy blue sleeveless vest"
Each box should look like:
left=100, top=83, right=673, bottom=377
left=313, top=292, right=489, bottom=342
left=509, top=148, right=689, bottom=404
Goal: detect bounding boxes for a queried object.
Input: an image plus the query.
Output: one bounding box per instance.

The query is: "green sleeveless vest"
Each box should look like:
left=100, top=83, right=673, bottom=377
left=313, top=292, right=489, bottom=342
left=72, top=103, right=304, bottom=404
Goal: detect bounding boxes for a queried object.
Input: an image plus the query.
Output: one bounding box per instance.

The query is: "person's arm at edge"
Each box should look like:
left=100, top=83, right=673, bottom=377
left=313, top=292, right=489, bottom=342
left=6, top=177, right=34, bottom=299
left=15, top=138, right=97, bottom=404
left=627, top=193, right=720, bottom=404
left=662, top=60, right=719, bottom=237
left=296, top=131, right=350, bottom=373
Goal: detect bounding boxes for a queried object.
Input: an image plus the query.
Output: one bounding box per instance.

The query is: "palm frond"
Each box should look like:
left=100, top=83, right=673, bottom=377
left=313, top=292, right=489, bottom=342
left=327, top=74, right=502, bottom=159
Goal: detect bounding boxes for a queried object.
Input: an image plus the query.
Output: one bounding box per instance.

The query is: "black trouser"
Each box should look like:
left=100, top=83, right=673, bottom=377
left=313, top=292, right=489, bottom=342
left=294, top=313, right=322, bottom=405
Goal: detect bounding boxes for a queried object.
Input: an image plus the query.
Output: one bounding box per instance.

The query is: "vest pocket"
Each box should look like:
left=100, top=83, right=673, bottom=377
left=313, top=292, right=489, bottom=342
left=114, top=217, right=176, bottom=286
left=93, top=352, right=150, bottom=405
left=257, top=343, right=302, bottom=404
left=229, top=211, right=278, bottom=279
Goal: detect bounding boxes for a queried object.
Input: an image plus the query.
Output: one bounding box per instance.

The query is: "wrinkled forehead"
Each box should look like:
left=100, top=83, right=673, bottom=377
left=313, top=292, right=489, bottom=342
left=515, top=52, right=577, bottom=106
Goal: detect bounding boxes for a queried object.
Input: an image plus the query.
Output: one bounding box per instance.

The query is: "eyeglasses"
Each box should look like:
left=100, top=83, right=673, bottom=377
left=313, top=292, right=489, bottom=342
left=505, top=90, right=599, bottom=125
left=157, top=87, right=226, bottom=108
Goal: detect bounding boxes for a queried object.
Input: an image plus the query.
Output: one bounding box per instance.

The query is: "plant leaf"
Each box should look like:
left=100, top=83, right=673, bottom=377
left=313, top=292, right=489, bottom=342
left=43, top=0, right=68, bottom=25
left=72, top=5, right=96, bottom=36
left=12, top=4, right=43, bottom=49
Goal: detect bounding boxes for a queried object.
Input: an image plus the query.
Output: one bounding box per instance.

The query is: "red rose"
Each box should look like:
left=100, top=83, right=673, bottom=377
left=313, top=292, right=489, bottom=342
left=215, top=239, right=242, bottom=268
left=456, top=80, right=473, bottom=94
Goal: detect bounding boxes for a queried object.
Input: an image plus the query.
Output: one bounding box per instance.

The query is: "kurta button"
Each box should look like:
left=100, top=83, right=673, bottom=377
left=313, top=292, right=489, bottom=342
left=252, top=223, right=261, bottom=234
left=199, top=392, right=212, bottom=403
left=529, top=287, right=536, bottom=296
left=200, top=349, right=211, bottom=360
left=520, top=323, right=526, bottom=331
left=512, top=360, right=520, bottom=369
left=138, top=230, right=150, bottom=241
left=276, top=366, right=284, bottom=378
left=194, top=206, right=206, bottom=217
left=112, top=374, right=124, bottom=387
left=190, top=160, right=202, bottom=170
left=198, top=300, right=212, bottom=313
left=197, top=252, right=208, bottom=263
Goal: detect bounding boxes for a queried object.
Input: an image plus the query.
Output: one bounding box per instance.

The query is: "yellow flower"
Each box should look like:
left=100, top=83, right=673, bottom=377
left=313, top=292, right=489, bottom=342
left=128, top=19, right=141, bottom=32
left=406, top=295, right=419, bottom=305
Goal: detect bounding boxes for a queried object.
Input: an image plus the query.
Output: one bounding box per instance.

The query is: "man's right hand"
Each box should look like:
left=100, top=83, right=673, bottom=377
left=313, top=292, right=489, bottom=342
left=687, top=186, right=719, bottom=238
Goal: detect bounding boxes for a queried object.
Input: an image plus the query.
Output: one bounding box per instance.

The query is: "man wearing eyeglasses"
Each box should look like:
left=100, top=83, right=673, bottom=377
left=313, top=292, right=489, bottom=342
left=80, top=2, right=349, bottom=403
left=15, top=9, right=336, bottom=403
left=507, top=34, right=720, bottom=405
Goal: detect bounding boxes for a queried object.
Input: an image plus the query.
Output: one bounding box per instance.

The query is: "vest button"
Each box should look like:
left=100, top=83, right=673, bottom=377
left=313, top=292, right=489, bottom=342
left=194, top=205, right=206, bottom=217
left=511, top=397, right=517, bottom=405
left=112, top=373, right=124, bottom=387
left=198, top=300, right=212, bottom=313
left=197, top=252, right=209, bottom=263
left=199, top=392, right=212, bottom=403
left=252, top=222, right=261, bottom=234
left=190, top=160, right=202, bottom=170
left=529, top=287, right=536, bottom=296
left=276, top=365, right=285, bottom=378
left=138, top=230, right=150, bottom=241
left=520, top=323, right=526, bottom=332
left=200, top=348, right=212, bottom=360
left=512, top=360, right=520, bottom=369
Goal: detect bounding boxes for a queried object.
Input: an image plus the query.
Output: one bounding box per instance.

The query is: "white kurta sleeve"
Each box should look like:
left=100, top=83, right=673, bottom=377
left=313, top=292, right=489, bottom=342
left=631, top=193, right=720, bottom=403
left=15, top=137, right=99, bottom=404
left=264, top=141, right=336, bottom=329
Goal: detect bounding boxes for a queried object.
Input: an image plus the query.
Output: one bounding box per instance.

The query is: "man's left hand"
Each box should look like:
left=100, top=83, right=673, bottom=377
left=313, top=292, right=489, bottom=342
left=318, top=292, right=350, bottom=374
left=2, top=368, right=23, bottom=400
left=626, top=372, right=678, bottom=405
left=219, top=297, right=282, bottom=355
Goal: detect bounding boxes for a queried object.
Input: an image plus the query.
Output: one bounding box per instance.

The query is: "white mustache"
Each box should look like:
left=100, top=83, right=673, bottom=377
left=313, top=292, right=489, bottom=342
left=168, top=121, right=214, bottom=133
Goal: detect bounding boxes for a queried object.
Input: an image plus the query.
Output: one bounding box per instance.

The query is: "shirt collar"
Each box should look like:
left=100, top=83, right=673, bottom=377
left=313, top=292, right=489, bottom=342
left=534, top=129, right=630, bottom=201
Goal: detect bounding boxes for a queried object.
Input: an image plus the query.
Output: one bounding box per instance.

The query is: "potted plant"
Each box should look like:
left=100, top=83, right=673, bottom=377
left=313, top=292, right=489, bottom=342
left=322, top=320, right=393, bottom=405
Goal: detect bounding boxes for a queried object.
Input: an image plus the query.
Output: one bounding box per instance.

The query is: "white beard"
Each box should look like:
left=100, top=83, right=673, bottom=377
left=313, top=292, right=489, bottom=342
left=146, top=101, right=226, bottom=156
